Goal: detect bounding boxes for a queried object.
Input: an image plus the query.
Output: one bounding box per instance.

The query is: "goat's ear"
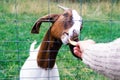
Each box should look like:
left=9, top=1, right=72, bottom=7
left=31, top=14, right=60, bottom=34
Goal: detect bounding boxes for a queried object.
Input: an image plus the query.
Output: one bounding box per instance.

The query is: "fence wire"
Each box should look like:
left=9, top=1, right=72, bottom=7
left=0, top=0, right=120, bottom=80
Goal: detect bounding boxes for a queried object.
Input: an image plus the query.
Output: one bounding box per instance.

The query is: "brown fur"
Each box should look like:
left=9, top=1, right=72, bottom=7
left=31, top=9, right=76, bottom=69
left=37, top=30, right=62, bottom=69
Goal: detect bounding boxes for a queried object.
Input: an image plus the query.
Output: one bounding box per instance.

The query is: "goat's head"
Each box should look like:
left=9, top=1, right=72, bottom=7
left=31, top=5, right=82, bottom=69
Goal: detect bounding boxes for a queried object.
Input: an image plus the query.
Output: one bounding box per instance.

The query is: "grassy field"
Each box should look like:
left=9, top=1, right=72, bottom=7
left=0, top=0, right=120, bottom=80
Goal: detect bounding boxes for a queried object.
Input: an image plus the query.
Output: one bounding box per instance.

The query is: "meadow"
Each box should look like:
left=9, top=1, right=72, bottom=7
left=0, top=0, right=120, bottom=80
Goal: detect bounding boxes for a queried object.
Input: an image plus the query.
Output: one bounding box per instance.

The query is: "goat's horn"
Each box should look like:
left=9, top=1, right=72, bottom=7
left=58, top=5, right=69, bottom=10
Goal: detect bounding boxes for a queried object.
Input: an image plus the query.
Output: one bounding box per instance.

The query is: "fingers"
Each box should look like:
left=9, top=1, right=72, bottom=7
left=73, top=39, right=95, bottom=59
left=73, top=46, right=82, bottom=58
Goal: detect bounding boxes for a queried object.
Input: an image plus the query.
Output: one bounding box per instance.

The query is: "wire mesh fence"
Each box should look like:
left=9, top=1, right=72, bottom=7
left=0, top=0, right=120, bottom=80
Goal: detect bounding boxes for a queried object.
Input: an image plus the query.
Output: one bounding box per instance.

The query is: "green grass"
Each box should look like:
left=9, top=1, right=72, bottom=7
left=0, top=0, right=120, bottom=80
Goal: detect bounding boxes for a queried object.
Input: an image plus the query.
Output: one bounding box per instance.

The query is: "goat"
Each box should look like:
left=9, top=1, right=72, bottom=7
left=20, top=5, right=82, bottom=80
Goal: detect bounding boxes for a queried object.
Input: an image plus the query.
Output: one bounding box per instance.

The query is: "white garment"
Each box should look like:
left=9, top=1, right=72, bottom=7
left=82, top=38, right=120, bottom=80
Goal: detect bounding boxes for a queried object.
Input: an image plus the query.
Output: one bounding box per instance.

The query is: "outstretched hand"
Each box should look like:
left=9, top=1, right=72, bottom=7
left=73, top=39, right=95, bottom=58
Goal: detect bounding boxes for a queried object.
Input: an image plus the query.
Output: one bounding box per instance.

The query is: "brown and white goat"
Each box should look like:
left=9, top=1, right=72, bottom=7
left=20, top=5, right=82, bottom=80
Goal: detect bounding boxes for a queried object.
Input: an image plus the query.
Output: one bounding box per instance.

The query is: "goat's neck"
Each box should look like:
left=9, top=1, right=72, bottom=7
left=37, top=30, right=62, bottom=69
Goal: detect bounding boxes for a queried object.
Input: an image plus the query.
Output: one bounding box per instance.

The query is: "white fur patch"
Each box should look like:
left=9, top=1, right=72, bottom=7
left=61, top=10, right=82, bottom=44
left=69, top=10, right=82, bottom=36
left=20, top=57, right=59, bottom=80
left=20, top=41, right=60, bottom=80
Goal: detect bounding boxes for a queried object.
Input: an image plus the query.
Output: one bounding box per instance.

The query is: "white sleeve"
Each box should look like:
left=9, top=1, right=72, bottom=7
left=82, top=38, right=120, bottom=80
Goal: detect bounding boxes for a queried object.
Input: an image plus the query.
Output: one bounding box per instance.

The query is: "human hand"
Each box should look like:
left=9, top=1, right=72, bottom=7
left=73, top=39, right=95, bottom=58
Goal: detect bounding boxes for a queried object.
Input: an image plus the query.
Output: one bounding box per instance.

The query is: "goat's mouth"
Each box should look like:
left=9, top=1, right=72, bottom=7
left=61, top=33, right=81, bottom=59
left=68, top=34, right=79, bottom=45
left=68, top=37, right=82, bottom=60
left=61, top=32, right=79, bottom=45
left=68, top=38, right=78, bottom=46
left=70, top=36, right=79, bottom=42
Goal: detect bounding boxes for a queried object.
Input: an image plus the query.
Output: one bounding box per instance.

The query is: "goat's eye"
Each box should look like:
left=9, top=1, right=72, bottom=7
left=63, top=13, right=68, bottom=17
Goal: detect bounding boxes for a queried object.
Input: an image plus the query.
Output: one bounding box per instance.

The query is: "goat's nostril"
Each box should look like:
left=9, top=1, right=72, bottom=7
left=72, top=30, right=78, bottom=40
left=73, top=30, right=78, bottom=36
left=73, top=29, right=76, bottom=33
